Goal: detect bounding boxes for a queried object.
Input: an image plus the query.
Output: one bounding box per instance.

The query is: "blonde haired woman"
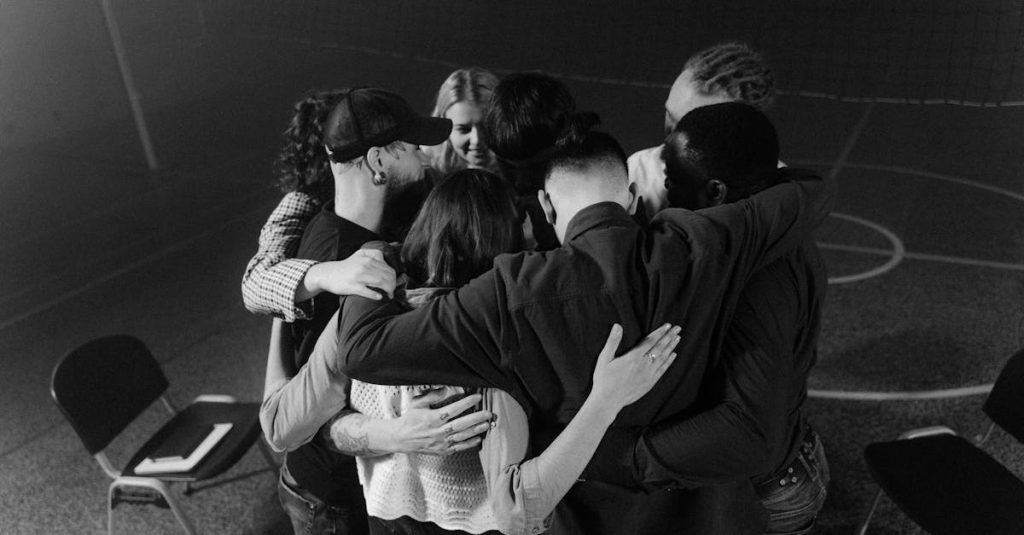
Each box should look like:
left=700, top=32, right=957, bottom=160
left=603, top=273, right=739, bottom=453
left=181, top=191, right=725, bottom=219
left=423, top=68, right=501, bottom=175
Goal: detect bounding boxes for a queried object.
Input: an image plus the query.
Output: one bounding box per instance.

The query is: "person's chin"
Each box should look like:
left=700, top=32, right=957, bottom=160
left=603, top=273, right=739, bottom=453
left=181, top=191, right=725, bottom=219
left=465, top=153, right=490, bottom=168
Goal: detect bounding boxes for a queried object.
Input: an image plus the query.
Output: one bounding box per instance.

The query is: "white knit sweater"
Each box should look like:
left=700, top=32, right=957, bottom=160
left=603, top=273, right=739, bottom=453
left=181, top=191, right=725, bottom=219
left=349, top=382, right=498, bottom=533
left=349, top=288, right=498, bottom=533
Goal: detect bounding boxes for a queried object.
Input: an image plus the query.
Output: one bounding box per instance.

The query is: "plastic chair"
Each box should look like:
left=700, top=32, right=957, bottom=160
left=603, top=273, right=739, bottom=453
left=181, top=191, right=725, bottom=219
left=857, top=348, right=1024, bottom=534
left=50, top=335, right=277, bottom=534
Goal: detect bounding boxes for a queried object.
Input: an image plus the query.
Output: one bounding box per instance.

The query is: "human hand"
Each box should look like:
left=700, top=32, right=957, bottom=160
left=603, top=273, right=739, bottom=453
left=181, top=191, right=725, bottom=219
left=390, top=389, right=493, bottom=456
left=306, top=248, right=396, bottom=300
left=590, top=323, right=681, bottom=411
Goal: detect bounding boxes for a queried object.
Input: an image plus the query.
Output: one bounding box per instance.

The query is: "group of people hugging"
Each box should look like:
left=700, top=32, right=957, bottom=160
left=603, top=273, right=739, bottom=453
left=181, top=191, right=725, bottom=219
left=240, top=41, right=835, bottom=535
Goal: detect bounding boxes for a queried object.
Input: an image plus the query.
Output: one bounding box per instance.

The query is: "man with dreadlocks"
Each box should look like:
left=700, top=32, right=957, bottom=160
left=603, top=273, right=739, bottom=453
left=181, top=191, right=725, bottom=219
left=590, top=42, right=829, bottom=534
left=628, top=41, right=777, bottom=219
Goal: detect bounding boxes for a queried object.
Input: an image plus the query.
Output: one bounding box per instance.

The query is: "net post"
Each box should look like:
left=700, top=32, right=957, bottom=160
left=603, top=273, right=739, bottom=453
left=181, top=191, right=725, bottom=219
left=99, top=0, right=160, bottom=171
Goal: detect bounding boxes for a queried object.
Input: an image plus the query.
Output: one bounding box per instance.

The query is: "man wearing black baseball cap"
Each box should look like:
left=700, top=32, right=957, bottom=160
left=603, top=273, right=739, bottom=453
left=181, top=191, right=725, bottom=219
left=322, top=87, right=454, bottom=164
left=272, top=87, right=451, bottom=535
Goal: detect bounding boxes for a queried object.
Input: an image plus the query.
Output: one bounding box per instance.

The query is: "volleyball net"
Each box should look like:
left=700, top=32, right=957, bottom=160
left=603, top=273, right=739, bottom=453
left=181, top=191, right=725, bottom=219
left=99, top=0, right=1024, bottom=108
left=187, top=0, right=1024, bottom=107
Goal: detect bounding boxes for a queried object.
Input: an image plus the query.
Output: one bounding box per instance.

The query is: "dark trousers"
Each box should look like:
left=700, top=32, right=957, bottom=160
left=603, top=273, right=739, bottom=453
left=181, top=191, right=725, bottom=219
left=278, top=463, right=369, bottom=535
left=550, top=479, right=767, bottom=535
left=756, top=431, right=830, bottom=535
left=367, top=516, right=501, bottom=535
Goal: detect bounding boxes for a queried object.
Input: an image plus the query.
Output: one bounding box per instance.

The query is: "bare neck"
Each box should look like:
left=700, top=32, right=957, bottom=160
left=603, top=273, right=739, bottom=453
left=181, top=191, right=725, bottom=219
left=332, top=168, right=386, bottom=233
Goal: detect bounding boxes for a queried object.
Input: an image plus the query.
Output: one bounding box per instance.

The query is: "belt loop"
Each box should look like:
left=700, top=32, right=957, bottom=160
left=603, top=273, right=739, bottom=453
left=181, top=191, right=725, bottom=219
left=798, top=445, right=816, bottom=475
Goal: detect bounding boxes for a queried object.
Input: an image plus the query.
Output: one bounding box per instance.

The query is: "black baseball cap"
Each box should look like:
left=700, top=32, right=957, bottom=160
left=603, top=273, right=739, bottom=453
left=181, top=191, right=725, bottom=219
left=324, top=87, right=452, bottom=163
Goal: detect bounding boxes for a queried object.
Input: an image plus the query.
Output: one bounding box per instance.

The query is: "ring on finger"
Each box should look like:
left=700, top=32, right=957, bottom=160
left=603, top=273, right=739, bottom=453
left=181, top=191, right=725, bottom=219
left=644, top=351, right=657, bottom=362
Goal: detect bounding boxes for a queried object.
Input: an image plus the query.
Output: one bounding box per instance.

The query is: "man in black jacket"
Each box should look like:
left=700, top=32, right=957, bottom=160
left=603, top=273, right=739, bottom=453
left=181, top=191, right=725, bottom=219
left=584, top=102, right=830, bottom=534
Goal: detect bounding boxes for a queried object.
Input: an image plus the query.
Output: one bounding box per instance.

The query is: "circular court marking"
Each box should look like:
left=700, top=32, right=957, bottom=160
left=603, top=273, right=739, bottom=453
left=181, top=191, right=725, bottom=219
left=808, top=384, right=993, bottom=401
left=820, top=212, right=906, bottom=284
left=804, top=162, right=1024, bottom=400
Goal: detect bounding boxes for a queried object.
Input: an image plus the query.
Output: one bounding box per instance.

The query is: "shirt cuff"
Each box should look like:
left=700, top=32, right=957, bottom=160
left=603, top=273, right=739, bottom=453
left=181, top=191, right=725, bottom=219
left=292, top=296, right=315, bottom=322
left=276, top=258, right=318, bottom=322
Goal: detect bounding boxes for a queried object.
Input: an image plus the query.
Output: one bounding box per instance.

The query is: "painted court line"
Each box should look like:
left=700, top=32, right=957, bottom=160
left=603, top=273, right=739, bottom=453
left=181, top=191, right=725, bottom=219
left=310, top=39, right=1024, bottom=106
left=0, top=422, right=62, bottom=460
left=828, top=98, right=877, bottom=181
left=791, top=159, right=1024, bottom=204
left=777, top=90, right=1024, bottom=107
left=824, top=213, right=906, bottom=284
left=815, top=83, right=891, bottom=285
left=819, top=242, right=1024, bottom=272
left=0, top=202, right=271, bottom=332
left=802, top=158, right=1024, bottom=273
left=0, top=157, right=248, bottom=256
left=809, top=384, right=993, bottom=401
left=843, top=162, right=1024, bottom=203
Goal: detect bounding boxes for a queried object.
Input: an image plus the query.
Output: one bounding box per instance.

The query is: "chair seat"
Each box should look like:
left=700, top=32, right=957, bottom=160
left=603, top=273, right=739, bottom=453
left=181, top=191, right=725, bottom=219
left=864, top=434, right=1024, bottom=535
left=123, top=401, right=262, bottom=481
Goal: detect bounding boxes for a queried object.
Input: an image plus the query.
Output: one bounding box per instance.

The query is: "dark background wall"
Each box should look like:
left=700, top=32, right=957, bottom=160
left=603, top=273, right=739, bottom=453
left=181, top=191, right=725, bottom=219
left=1, top=1, right=126, bottom=147
left=6, top=0, right=1022, bottom=156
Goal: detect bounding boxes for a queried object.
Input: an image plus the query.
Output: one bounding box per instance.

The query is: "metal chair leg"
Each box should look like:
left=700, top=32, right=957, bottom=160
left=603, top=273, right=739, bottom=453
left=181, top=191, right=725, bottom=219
left=152, top=480, right=197, bottom=535
left=111, top=477, right=197, bottom=535
left=107, top=483, right=116, bottom=535
left=857, top=488, right=884, bottom=535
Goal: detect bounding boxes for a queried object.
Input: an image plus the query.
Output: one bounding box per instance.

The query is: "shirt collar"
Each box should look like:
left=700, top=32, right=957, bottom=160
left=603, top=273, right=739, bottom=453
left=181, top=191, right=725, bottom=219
left=564, top=202, right=635, bottom=243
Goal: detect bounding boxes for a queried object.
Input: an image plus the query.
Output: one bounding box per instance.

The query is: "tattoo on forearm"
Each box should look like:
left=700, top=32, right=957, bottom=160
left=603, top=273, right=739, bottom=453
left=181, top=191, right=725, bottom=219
left=324, top=411, right=381, bottom=456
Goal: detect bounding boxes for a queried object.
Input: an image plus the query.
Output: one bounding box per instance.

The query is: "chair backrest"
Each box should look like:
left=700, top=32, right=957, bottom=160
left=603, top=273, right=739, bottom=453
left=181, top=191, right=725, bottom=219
left=50, top=335, right=169, bottom=454
left=983, top=347, right=1024, bottom=444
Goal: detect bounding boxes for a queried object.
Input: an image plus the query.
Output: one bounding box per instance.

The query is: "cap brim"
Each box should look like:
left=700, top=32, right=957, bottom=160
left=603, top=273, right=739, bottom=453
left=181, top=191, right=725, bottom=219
left=401, top=117, right=452, bottom=146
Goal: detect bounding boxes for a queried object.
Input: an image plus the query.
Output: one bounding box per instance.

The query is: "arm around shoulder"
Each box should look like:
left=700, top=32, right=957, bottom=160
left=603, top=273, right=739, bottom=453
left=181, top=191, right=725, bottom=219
left=241, top=192, right=319, bottom=321
left=690, top=167, right=836, bottom=274
left=481, top=324, right=680, bottom=534
left=479, top=390, right=553, bottom=535
left=337, top=271, right=511, bottom=390
left=260, top=312, right=349, bottom=452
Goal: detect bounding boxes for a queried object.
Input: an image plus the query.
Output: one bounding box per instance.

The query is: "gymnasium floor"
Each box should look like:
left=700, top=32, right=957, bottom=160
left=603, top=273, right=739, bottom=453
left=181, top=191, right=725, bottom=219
left=3, top=3, right=1024, bottom=533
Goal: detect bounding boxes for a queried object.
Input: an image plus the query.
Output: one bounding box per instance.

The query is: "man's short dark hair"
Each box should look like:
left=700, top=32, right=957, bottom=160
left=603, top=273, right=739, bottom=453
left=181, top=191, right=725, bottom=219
left=545, top=119, right=627, bottom=181
left=663, top=102, right=779, bottom=203
left=483, top=72, right=575, bottom=162
left=483, top=72, right=583, bottom=194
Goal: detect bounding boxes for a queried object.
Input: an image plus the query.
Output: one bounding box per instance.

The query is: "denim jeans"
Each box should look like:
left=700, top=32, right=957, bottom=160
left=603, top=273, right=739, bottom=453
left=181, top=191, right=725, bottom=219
left=757, top=431, right=830, bottom=535
left=278, top=464, right=369, bottom=535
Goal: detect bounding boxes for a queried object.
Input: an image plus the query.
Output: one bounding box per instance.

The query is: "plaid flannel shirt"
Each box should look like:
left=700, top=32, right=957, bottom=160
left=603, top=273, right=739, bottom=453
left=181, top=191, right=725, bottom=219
left=241, top=192, right=319, bottom=322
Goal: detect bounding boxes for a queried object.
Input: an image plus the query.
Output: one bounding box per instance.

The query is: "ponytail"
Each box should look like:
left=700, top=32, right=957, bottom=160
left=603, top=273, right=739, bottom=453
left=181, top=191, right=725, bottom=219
left=274, top=89, right=348, bottom=202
